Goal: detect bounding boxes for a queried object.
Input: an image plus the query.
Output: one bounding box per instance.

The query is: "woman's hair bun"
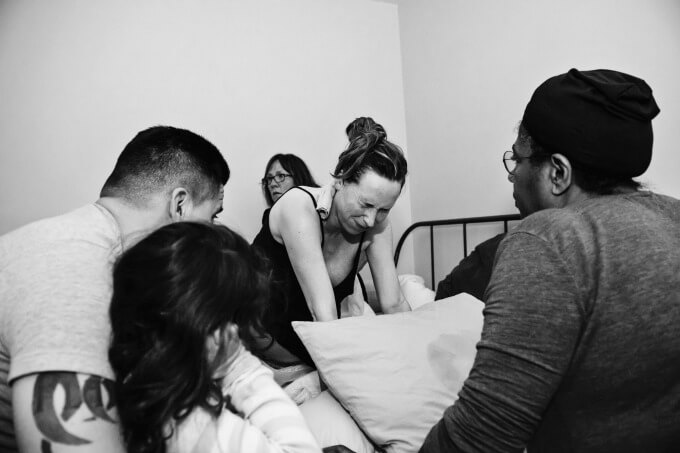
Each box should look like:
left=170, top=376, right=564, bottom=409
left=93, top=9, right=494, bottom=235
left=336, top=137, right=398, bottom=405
left=334, top=116, right=406, bottom=185
left=345, top=117, right=387, bottom=142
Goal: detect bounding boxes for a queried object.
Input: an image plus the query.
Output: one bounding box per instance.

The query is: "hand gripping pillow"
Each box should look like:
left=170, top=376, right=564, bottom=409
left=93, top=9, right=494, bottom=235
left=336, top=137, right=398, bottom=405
left=292, top=293, right=483, bottom=453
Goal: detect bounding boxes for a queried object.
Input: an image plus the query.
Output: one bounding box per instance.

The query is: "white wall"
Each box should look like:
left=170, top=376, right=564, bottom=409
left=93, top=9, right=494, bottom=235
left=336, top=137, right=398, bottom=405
left=394, top=0, right=680, bottom=285
left=0, top=0, right=414, bottom=266
left=4, top=1, right=679, bottom=283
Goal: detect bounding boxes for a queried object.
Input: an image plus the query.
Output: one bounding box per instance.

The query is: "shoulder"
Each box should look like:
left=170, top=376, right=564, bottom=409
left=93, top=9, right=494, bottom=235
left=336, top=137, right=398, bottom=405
left=1, top=205, right=120, bottom=383
left=516, top=192, right=679, bottom=244
left=498, top=192, right=672, bottom=273
left=270, top=188, right=320, bottom=225
left=272, top=187, right=319, bottom=211
left=1, top=203, right=121, bottom=282
left=630, top=191, right=680, bottom=221
left=511, top=197, right=610, bottom=246
left=1, top=204, right=121, bottom=263
left=495, top=206, right=594, bottom=278
left=516, top=206, right=582, bottom=234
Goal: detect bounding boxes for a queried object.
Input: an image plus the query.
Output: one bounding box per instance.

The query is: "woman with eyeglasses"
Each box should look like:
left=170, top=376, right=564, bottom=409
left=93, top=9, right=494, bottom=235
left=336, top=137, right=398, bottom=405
left=252, top=117, right=410, bottom=367
left=261, top=154, right=319, bottom=207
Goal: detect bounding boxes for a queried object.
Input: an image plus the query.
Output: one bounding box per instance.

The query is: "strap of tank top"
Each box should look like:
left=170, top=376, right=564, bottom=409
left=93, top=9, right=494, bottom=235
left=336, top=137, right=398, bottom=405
left=350, top=231, right=366, bottom=275
left=290, top=186, right=325, bottom=245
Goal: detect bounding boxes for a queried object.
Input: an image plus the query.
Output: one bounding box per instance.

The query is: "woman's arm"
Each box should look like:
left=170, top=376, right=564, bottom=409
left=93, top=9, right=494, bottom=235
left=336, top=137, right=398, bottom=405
left=269, top=190, right=338, bottom=322
left=251, top=332, right=306, bottom=367
left=366, top=219, right=410, bottom=314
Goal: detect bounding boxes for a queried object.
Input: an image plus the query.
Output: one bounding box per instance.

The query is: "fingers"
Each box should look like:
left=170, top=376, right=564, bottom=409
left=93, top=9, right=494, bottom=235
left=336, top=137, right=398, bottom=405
left=211, top=324, right=242, bottom=380
left=225, top=323, right=239, bottom=344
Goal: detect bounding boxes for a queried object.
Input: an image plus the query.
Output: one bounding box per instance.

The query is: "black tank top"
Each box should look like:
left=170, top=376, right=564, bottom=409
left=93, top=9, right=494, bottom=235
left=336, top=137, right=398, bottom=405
left=252, top=187, right=365, bottom=366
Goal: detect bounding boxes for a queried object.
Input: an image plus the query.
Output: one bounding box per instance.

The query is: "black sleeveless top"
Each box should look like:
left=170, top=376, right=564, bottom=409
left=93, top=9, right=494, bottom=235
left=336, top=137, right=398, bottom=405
left=252, top=187, right=365, bottom=366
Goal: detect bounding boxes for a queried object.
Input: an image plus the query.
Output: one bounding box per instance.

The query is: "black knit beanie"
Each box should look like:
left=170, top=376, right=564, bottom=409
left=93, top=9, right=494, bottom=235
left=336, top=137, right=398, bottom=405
left=522, top=68, right=660, bottom=177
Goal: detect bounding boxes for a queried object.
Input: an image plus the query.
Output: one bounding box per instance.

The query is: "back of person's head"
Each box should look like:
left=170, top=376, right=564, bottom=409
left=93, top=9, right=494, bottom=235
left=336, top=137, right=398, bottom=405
left=261, top=153, right=319, bottom=206
left=100, top=126, right=230, bottom=205
left=333, top=117, right=408, bottom=186
left=521, top=68, right=660, bottom=194
left=109, top=222, right=268, bottom=453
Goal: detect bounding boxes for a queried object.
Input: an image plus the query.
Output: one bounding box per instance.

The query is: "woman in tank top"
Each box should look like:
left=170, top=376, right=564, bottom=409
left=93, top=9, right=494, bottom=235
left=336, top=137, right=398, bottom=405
left=252, top=117, right=410, bottom=367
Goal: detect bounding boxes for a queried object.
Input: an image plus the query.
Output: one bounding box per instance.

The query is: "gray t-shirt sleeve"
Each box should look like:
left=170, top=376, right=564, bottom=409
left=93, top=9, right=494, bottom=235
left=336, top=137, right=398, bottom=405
left=421, top=231, right=583, bottom=452
left=6, top=236, right=115, bottom=383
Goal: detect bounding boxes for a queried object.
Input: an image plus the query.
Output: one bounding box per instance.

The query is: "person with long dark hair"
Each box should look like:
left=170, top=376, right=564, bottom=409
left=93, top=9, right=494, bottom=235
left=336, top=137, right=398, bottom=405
left=261, top=153, right=319, bottom=207
left=252, top=117, right=410, bottom=367
left=109, top=222, right=320, bottom=453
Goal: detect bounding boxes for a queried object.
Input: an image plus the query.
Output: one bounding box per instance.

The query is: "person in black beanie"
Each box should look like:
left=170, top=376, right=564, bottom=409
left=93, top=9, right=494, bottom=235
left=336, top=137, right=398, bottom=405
left=420, top=69, right=680, bottom=453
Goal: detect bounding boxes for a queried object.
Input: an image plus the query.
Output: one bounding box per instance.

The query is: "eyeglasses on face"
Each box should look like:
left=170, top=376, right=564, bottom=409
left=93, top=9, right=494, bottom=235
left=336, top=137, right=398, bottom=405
left=503, top=149, right=552, bottom=175
left=261, top=173, right=292, bottom=186
left=502, top=151, right=518, bottom=174
left=503, top=150, right=533, bottom=175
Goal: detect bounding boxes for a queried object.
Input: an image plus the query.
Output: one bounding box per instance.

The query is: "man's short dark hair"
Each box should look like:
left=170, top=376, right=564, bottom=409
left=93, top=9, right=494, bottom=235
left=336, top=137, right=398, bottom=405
left=100, top=126, right=230, bottom=203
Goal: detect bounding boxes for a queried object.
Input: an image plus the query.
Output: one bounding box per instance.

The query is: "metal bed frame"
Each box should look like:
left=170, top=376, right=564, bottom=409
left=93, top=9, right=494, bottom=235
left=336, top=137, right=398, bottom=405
left=393, top=214, right=521, bottom=289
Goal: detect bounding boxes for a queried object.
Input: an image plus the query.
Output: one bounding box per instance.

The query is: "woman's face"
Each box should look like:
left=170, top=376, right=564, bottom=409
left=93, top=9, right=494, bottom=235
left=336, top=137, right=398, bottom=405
left=334, top=170, right=402, bottom=235
left=265, top=160, right=296, bottom=203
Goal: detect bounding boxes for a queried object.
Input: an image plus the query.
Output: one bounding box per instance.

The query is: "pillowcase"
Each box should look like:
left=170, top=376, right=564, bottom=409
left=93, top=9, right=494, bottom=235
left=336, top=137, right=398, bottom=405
left=292, top=293, right=483, bottom=453
left=299, top=391, right=377, bottom=453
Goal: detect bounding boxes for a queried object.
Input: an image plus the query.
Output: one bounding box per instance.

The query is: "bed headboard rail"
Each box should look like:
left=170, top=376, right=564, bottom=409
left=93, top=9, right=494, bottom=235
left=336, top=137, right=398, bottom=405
left=393, top=214, right=521, bottom=289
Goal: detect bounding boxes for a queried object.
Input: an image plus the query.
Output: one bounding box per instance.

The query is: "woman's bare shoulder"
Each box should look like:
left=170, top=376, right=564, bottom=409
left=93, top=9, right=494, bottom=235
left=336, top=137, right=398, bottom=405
left=269, top=188, right=322, bottom=240
left=271, top=187, right=319, bottom=215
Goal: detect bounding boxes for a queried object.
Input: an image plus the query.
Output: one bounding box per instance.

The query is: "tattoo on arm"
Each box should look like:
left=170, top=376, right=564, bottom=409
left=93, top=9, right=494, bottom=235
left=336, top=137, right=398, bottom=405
left=31, top=372, right=116, bottom=450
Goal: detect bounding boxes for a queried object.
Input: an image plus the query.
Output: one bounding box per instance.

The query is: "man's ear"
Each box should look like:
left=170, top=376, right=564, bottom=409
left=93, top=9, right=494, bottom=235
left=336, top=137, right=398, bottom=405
left=169, top=187, right=190, bottom=221
left=548, top=153, right=573, bottom=196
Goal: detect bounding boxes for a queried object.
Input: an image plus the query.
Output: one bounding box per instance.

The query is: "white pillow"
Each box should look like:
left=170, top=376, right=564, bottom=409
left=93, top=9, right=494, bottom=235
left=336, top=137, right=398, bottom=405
left=292, top=294, right=483, bottom=453
left=299, top=391, right=376, bottom=453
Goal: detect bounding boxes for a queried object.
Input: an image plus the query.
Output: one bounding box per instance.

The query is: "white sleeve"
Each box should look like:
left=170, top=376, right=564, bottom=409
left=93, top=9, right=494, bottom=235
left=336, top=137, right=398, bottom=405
left=176, top=348, right=322, bottom=453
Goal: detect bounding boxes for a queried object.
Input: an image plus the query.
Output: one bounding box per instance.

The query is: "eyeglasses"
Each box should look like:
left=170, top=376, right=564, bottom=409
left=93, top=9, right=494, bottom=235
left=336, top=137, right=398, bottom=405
left=503, top=149, right=551, bottom=174
left=261, top=173, right=292, bottom=186
left=503, top=150, right=533, bottom=175
left=502, top=151, right=518, bottom=174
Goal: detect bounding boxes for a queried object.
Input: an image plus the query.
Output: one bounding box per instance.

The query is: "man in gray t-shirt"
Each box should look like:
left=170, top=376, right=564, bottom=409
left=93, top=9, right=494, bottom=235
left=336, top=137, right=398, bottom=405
left=0, top=126, right=229, bottom=453
left=421, top=69, right=680, bottom=452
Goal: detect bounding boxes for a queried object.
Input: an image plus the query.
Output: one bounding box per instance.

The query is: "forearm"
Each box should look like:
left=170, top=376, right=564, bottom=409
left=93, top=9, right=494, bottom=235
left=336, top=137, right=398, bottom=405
left=421, top=233, right=582, bottom=452
left=372, top=272, right=409, bottom=314
left=420, top=350, right=550, bottom=453
left=222, top=354, right=320, bottom=452
left=252, top=333, right=305, bottom=367
left=419, top=415, right=461, bottom=453
left=365, top=224, right=409, bottom=315
left=308, top=301, right=338, bottom=322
